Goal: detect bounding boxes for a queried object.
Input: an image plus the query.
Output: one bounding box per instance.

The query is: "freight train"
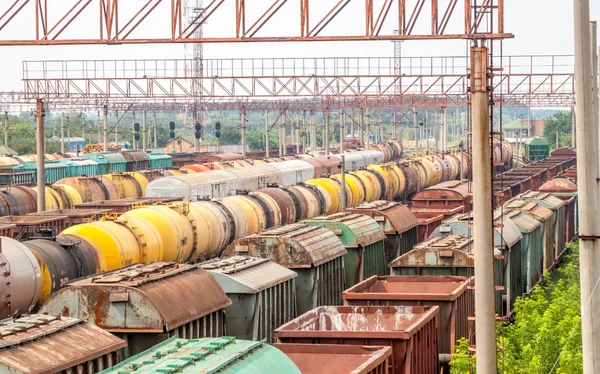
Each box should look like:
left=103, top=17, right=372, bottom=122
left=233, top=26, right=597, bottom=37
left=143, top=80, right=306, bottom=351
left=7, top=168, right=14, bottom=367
left=0, top=151, right=571, bottom=324
left=0, top=157, right=575, bottom=374
left=32, top=172, right=575, bottom=373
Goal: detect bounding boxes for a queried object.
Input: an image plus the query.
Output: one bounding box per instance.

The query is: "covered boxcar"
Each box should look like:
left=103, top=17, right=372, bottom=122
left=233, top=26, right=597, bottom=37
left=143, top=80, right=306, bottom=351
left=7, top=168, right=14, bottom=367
left=201, top=256, right=297, bottom=342
left=0, top=314, right=126, bottom=374
left=221, top=223, right=347, bottom=315
left=40, top=262, right=231, bottom=358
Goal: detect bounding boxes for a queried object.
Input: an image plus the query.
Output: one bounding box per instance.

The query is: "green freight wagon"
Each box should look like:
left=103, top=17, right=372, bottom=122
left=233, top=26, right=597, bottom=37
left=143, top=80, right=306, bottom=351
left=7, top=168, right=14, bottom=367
left=201, top=256, right=297, bottom=343
left=524, top=136, right=550, bottom=161
left=149, top=152, right=173, bottom=169
left=497, top=208, right=543, bottom=295
left=347, top=201, right=419, bottom=267
left=221, top=223, right=347, bottom=315
left=82, top=152, right=127, bottom=173
left=13, top=160, right=67, bottom=183
left=304, top=212, right=387, bottom=287
left=59, top=158, right=101, bottom=177
left=99, top=336, right=301, bottom=374
left=430, top=212, right=524, bottom=316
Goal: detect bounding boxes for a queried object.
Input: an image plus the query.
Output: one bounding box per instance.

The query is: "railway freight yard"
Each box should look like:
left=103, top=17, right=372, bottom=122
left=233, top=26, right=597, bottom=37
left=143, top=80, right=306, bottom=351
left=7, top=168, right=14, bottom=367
left=0, top=1, right=595, bottom=373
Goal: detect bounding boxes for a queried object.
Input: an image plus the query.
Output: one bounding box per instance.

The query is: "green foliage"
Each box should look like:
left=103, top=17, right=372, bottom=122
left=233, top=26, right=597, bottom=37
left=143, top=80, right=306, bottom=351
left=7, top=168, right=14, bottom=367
left=246, top=130, right=280, bottom=151
left=8, top=122, right=36, bottom=154
left=543, top=111, right=573, bottom=149
left=219, top=127, right=241, bottom=145
left=450, top=243, right=582, bottom=374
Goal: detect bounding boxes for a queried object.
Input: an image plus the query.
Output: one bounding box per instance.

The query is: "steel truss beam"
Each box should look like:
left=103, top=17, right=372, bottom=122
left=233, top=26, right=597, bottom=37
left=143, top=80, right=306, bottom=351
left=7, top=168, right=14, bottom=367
left=0, top=0, right=510, bottom=46
left=21, top=55, right=575, bottom=107
left=0, top=92, right=575, bottom=113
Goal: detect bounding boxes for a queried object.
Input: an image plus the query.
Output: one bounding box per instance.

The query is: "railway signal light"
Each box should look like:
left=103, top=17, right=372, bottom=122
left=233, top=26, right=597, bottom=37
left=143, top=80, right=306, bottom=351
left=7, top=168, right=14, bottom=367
left=215, top=130, right=221, bottom=138
left=215, top=121, right=221, bottom=131
left=169, top=121, right=175, bottom=130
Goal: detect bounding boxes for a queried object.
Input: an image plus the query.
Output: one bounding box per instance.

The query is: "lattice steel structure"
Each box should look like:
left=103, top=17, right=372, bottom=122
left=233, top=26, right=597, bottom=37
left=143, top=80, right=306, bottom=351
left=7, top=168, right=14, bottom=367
left=20, top=55, right=574, bottom=108
left=0, top=0, right=510, bottom=45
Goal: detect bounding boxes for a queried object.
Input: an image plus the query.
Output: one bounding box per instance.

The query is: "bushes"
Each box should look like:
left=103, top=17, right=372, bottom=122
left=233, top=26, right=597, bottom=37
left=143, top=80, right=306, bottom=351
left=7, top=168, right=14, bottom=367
left=450, top=243, right=582, bottom=373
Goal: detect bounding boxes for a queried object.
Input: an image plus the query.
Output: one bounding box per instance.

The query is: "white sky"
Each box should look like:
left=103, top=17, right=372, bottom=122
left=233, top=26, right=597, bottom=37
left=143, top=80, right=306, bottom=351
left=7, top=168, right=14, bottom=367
left=0, top=0, right=598, bottom=91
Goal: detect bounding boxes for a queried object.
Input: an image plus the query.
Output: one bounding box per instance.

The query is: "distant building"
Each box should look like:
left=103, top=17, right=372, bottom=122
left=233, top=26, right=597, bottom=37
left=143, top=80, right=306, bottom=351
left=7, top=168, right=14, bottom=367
left=164, top=136, right=196, bottom=153
left=502, top=119, right=546, bottom=138
left=62, top=137, right=86, bottom=152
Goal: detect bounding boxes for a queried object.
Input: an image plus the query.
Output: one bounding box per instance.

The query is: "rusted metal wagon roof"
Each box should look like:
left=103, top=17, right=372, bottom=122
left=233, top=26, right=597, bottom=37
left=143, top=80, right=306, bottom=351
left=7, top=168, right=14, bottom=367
left=40, top=262, right=231, bottom=333
left=390, top=235, right=476, bottom=268
left=201, top=256, right=297, bottom=294
left=305, top=212, right=386, bottom=247
left=222, top=223, right=347, bottom=268
left=348, top=200, right=418, bottom=234
left=0, top=314, right=125, bottom=374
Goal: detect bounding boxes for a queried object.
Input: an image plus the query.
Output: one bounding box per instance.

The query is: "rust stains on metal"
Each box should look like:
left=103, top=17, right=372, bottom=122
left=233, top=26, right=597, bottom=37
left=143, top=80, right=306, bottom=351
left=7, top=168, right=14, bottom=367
left=274, top=305, right=440, bottom=374
left=41, top=262, right=231, bottom=333
left=349, top=201, right=418, bottom=234
left=274, top=344, right=392, bottom=374
left=221, top=223, right=347, bottom=268
left=0, top=314, right=125, bottom=373
left=307, top=212, right=386, bottom=247
left=539, top=177, right=578, bottom=194
left=390, top=235, right=475, bottom=269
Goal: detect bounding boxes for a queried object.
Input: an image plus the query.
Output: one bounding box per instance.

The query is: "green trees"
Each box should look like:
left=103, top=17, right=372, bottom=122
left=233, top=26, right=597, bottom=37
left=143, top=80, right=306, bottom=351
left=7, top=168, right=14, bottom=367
left=543, top=111, right=573, bottom=149
left=450, top=243, right=582, bottom=373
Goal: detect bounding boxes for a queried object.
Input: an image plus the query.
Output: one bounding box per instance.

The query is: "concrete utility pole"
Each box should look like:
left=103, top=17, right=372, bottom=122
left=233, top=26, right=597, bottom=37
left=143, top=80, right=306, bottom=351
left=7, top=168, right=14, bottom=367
left=295, top=113, right=300, bottom=154
left=66, top=116, right=71, bottom=153
left=302, top=111, right=307, bottom=151
left=572, top=106, right=576, bottom=148
left=265, top=111, right=270, bottom=157
left=60, top=113, right=65, bottom=154
left=3, top=112, right=7, bottom=148
left=103, top=106, right=108, bottom=152
left=279, top=110, right=286, bottom=156
left=81, top=113, right=85, bottom=144
left=310, top=110, right=316, bottom=151
left=340, top=111, right=345, bottom=154
left=441, top=107, right=447, bottom=151
left=527, top=106, right=532, bottom=137
left=359, top=108, right=365, bottom=147
left=324, top=108, right=330, bottom=155
left=574, top=7, right=600, bottom=370
left=115, top=111, right=119, bottom=143
left=290, top=113, right=295, bottom=151
left=153, top=112, right=157, bottom=149
left=241, top=106, right=247, bottom=159
left=35, top=99, right=46, bottom=212
left=471, top=46, right=497, bottom=373
left=351, top=109, right=355, bottom=139
left=413, top=108, right=419, bottom=156
left=365, top=109, right=370, bottom=148
left=425, top=110, right=430, bottom=154
left=142, top=109, right=147, bottom=152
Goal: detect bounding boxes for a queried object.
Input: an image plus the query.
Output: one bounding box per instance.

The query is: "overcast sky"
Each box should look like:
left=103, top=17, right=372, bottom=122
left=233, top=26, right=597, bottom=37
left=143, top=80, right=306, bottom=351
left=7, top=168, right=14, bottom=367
left=0, top=0, right=598, bottom=91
